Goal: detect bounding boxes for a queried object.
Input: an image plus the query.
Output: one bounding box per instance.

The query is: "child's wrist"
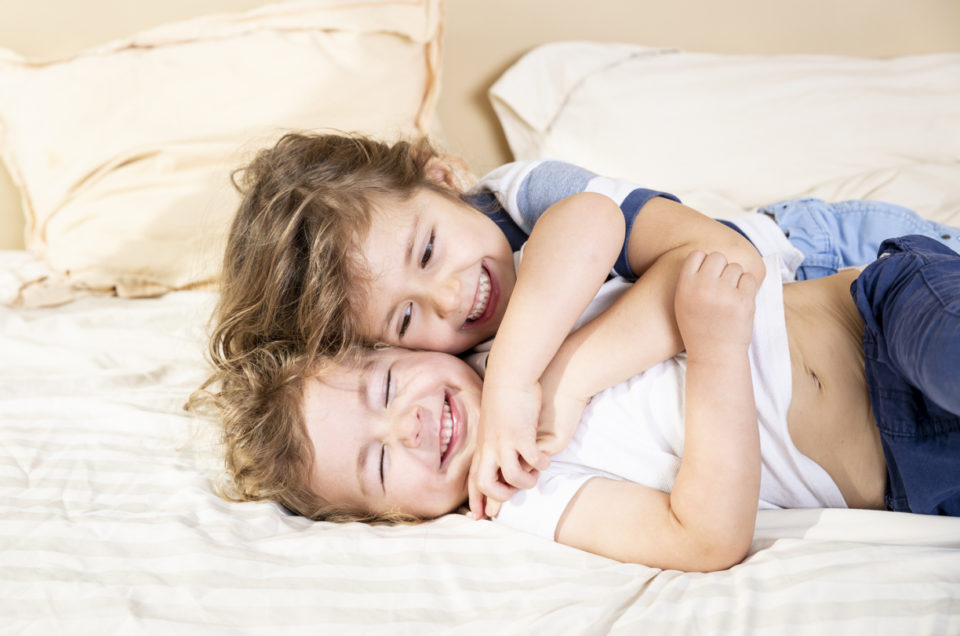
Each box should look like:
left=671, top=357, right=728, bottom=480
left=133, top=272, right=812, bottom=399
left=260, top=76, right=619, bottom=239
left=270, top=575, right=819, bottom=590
left=540, top=362, right=590, bottom=408
left=483, top=355, right=540, bottom=391
left=683, top=336, right=751, bottom=363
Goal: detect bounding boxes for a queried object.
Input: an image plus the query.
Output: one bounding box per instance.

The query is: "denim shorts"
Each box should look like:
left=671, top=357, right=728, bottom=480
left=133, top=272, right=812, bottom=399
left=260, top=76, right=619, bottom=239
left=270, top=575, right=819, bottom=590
left=760, top=198, right=960, bottom=280
left=850, top=235, right=960, bottom=515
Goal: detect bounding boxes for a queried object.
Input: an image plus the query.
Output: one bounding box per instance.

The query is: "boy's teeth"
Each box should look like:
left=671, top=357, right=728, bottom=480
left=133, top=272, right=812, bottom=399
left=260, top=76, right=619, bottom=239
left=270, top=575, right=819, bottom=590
left=440, top=399, right=453, bottom=457
left=466, top=268, right=491, bottom=322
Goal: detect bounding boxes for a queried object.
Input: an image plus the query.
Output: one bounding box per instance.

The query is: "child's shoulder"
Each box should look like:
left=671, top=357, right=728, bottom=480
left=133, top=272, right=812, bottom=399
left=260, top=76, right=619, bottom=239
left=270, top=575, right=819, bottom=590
left=472, top=159, right=604, bottom=230
left=474, top=158, right=596, bottom=191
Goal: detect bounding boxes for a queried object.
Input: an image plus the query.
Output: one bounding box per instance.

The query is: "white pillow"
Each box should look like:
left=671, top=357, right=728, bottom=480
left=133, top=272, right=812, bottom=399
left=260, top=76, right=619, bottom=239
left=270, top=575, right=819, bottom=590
left=0, top=0, right=442, bottom=306
left=490, top=41, right=960, bottom=223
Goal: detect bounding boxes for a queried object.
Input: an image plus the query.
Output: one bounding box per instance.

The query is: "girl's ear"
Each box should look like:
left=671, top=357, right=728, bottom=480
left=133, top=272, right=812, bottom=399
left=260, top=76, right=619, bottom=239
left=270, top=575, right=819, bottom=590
left=424, top=157, right=458, bottom=189
left=424, top=154, right=477, bottom=192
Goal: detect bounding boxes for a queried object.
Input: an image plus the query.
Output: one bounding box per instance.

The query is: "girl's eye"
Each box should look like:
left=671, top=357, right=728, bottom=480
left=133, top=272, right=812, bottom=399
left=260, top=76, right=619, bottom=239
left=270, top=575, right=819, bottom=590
left=420, top=231, right=434, bottom=268
left=398, top=305, right=412, bottom=338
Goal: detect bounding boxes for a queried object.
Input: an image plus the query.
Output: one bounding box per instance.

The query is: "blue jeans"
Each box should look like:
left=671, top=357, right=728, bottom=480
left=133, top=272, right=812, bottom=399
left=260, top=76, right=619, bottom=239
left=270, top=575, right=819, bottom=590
left=851, top=235, right=960, bottom=515
left=760, top=198, right=960, bottom=280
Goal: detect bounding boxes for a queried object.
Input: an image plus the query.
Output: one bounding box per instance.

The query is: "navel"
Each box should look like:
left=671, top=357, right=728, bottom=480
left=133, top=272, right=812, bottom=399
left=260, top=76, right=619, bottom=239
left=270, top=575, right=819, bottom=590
left=809, top=369, right=823, bottom=391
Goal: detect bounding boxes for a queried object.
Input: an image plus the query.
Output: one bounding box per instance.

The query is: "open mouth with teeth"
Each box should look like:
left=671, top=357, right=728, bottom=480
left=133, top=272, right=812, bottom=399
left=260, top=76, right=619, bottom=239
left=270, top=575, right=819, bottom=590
left=439, top=394, right=454, bottom=464
left=465, top=265, right=492, bottom=323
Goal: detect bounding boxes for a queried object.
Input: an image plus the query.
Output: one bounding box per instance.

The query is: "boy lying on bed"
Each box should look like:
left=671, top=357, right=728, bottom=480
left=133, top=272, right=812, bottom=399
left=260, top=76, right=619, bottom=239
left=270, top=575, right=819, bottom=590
left=209, top=133, right=960, bottom=524
left=218, top=235, right=960, bottom=572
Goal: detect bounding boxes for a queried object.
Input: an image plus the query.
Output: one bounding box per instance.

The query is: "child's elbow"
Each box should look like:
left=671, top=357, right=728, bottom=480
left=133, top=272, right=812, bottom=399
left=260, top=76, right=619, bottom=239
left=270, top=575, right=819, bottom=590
left=625, top=535, right=750, bottom=573
left=679, top=533, right=752, bottom=573
left=673, top=514, right=755, bottom=572
left=701, top=538, right=752, bottom=572
left=729, top=241, right=765, bottom=285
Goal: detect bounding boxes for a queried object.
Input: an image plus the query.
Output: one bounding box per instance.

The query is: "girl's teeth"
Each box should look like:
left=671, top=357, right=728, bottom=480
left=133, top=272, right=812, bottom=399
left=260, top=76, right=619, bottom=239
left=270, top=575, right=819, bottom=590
left=466, top=268, right=491, bottom=322
left=440, top=400, right=453, bottom=457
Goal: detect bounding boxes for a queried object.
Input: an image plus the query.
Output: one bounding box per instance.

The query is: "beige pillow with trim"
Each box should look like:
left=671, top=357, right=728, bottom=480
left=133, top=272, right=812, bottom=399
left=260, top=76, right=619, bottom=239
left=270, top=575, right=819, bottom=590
left=0, top=0, right=442, bottom=306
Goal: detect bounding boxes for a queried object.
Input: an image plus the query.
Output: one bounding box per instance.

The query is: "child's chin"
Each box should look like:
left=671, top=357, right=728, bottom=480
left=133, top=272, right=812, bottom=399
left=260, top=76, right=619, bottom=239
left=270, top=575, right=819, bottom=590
left=469, top=326, right=496, bottom=346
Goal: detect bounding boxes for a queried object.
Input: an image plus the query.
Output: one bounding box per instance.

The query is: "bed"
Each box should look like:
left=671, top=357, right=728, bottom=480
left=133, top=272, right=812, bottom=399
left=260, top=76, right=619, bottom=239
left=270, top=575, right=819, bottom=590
left=2, top=1, right=960, bottom=633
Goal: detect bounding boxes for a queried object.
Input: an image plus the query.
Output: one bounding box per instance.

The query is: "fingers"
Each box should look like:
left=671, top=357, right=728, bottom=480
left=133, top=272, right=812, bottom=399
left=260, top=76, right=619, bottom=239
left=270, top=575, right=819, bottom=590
left=468, top=466, right=515, bottom=520
left=467, top=456, right=485, bottom=520
left=694, top=251, right=735, bottom=278
left=485, top=498, right=502, bottom=519
left=684, top=250, right=758, bottom=293
left=736, top=268, right=759, bottom=296
left=517, top=440, right=550, bottom=473
left=681, top=249, right=707, bottom=276
left=480, top=440, right=546, bottom=494
left=536, top=432, right=564, bottom=456
left=476, top=454, right=519, bottom=501
left=468, top=445, right=546, bottom=519
left=719, top=260, right=743, bottom=284
left=492, top=449, right=539, bottom=491
left=468, top=459, right=515, bottom=519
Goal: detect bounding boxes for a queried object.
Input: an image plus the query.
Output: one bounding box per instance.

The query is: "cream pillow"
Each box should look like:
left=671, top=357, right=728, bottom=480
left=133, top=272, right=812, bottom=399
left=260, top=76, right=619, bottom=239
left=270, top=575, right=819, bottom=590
left=490, top=42, right=960, bottom=223
left=0, top=0, right=442, bottom=306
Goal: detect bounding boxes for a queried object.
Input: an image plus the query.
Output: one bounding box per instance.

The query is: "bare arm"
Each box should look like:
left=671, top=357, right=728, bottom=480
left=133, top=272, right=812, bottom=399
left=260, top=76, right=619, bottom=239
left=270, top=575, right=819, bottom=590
left=554, top=251, right=761, bottom=571
left=473, top=194, right=764, bottom=515
left=538, top=198, right=765, bottom=453
left=485, top=192, right=624, bottom=396
left=470, top=192, right=624, bottom=510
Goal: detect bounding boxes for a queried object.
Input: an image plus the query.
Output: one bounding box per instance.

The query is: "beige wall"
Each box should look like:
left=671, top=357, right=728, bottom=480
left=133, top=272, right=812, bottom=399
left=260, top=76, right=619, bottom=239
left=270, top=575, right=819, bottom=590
left=2, top=0, right=959, bottom=250
left=440, top=0, right=960, bottom=175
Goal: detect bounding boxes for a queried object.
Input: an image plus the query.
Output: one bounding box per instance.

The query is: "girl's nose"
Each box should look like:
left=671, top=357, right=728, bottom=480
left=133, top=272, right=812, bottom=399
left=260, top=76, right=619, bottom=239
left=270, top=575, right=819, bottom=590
left=430, top=276, right=460, bottom=317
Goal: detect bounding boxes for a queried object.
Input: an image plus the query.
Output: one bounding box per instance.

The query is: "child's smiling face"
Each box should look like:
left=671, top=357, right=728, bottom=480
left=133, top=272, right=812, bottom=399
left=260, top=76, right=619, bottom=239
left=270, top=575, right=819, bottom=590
left=303, top=347, right=482, bottom=518
left=354, top=187, right=516, bottom=354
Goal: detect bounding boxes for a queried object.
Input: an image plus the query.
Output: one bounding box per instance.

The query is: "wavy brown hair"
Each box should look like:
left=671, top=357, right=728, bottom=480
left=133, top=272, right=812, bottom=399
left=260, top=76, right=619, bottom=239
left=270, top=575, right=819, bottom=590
left=209, top=132, right=450, bottom=376
left=208, top=345, right=420, bottom=524
left=197, top=132, right=468, bottom=522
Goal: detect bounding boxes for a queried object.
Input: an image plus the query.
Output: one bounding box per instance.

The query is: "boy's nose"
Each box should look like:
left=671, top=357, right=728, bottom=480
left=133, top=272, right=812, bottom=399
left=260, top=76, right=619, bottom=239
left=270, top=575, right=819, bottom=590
left=394, top=405, right=426, bottom=448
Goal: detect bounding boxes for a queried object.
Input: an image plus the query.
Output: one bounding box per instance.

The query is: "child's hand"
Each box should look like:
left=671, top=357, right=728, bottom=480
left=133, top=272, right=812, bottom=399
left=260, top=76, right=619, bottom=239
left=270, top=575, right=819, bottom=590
left=467, top=382, right=550, bottom=519
left=536, top=382, right=589, bottom=457
left=674, top=251, right=758, bottom=359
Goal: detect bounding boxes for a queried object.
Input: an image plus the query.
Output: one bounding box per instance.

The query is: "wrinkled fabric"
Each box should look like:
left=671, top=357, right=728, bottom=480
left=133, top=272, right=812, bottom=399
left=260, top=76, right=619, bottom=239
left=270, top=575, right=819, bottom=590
left=851, top=235, right=960, bottom=515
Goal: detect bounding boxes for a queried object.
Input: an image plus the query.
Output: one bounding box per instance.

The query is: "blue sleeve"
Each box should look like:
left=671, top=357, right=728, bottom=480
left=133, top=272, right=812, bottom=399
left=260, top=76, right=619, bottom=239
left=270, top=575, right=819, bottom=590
left=462, top=191, right=528, bottom=252
left=613, top=187, right=681, bottom=279
left=513, top=161, right=680, bottom=280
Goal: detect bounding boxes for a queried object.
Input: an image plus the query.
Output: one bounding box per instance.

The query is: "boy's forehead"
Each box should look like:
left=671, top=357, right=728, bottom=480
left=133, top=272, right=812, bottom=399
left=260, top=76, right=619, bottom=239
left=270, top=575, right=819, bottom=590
left=312, top=355, right=375, bottom=391
left=310, top=347, right=410, bottom=395
left=302, top=364, right=372, bottom=438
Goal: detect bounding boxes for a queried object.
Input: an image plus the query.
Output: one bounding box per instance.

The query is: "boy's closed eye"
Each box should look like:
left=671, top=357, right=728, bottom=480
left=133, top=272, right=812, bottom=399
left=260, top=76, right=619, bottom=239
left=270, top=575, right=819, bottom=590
left=379, top=365, right=393, bottom=492
left=384, top=366, right=393, bottom=408
left=379, top=445, right=386, bottom=492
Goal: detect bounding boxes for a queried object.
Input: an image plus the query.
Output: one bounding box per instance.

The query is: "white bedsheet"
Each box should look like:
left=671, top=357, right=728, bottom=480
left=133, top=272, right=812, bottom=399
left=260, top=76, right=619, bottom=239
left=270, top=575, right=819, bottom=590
left=1, top=249, right=959, bottom=634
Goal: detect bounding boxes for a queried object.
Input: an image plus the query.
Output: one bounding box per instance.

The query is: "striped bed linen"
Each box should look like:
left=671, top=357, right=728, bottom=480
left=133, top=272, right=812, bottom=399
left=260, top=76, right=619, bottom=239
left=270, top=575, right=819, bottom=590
left=1, top=250, right=959, bottom=635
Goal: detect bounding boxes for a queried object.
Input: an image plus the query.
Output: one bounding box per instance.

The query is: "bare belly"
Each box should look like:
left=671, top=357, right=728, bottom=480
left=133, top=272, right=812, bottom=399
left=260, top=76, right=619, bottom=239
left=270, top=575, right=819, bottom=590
left=782, top=269, right=886, bottom=509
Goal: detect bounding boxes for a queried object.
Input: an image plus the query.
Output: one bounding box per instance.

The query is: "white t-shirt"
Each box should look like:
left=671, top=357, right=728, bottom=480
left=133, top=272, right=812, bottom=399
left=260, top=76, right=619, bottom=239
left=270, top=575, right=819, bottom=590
left=495, top=256, right=847, bottom=541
